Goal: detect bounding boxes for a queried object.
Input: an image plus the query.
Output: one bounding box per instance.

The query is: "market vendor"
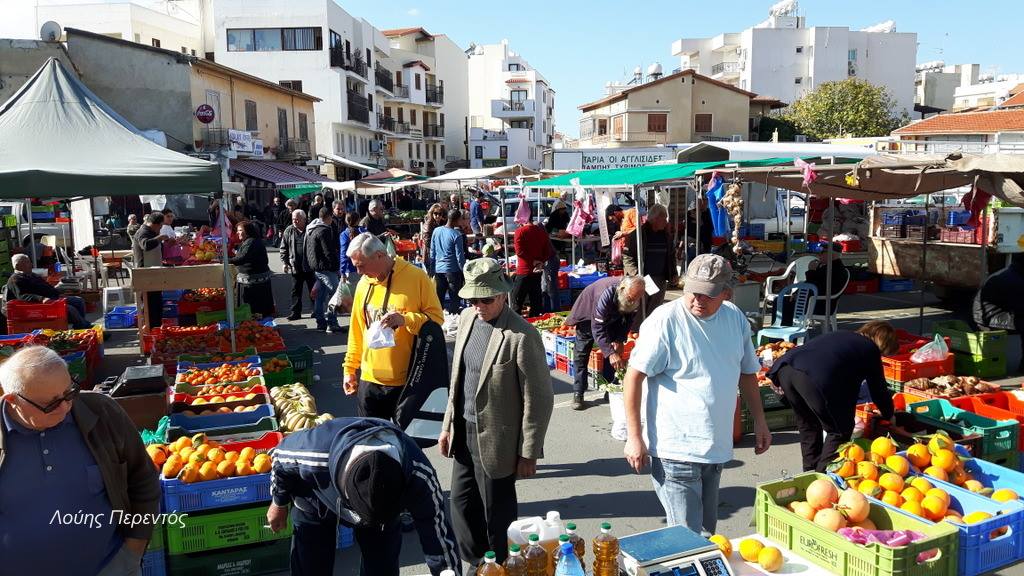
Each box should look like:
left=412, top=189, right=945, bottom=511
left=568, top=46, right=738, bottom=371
left=132, top=211, right=169, bottom=327
left=360, top=199, right=388, bottom=237
left=5, top=254, right=92, bottom=329
left=229, top=221, right=275, bottom=318
left=267, top=417, right=460, bottom=575
left=622, top=203, right=677, bottom=312
left=766, top=321, right=898, bottom=472
left=974, top=252, right=1024, bottom=372
left=564, top=275, right=645, bottom=411
left=804, top=243, right=850, bottom=317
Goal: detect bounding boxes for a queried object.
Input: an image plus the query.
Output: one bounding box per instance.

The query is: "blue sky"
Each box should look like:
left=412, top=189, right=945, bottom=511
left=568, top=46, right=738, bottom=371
left=340, top=0, right=1024, bottom=138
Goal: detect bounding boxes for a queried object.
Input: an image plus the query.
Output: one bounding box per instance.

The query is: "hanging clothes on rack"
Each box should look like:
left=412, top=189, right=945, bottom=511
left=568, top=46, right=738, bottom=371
left=705, top=172, right=731, bottom=237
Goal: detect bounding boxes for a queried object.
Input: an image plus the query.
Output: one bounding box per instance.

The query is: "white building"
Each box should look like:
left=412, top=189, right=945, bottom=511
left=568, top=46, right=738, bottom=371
left=670, top=1, right=917, bottom=117
left=953, top=75, right=1024, bottom=112
left=2, top=0, right=202, bottom=55
left=467, top=40, right=555, bottom=170
left=915, top=62, right=979, bottom=113
left=203, top=1, right=466, bottom=178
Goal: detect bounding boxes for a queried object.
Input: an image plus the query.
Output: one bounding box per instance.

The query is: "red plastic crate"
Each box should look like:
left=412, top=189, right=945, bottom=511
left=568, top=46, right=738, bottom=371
left=176, top=298, right=226, bottom=316
left=837, top=239, right=863, bottom=253
left=882, top=352, right=955, bottom=383
left=949, top=395, right=1024, bottom=452
left=844, top=278, right=879, bottom=294
left=557, top=271, right=569, bottom=290
left=894, top=329, right=952, bottom=355
left=6, top=299, right=67, bottom=321
left=9, top=318, right=66, bottom=333
left=555, top=354, right=570, bottom=375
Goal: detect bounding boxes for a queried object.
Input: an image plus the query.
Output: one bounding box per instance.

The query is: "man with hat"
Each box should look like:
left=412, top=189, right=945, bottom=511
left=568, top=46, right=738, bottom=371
left=267, top=417, right=460, bottom=575
left=622, top=254, right=771, bottom=537
left=438, top=258, right=554, bottom=567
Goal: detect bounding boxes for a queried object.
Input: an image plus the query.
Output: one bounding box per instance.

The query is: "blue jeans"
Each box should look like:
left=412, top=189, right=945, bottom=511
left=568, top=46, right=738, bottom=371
left=313, top=271, right=340, bottom=328
left=651, top=457, right=724, bottom=536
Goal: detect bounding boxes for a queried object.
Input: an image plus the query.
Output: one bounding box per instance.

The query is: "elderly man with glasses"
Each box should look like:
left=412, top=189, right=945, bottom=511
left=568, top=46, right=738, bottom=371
left=0, top=346, right=161, bottom=575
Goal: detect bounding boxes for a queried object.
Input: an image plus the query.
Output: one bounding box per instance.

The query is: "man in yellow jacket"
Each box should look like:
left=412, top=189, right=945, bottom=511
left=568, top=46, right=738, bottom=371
left=343, top=232, right=444, bottom=419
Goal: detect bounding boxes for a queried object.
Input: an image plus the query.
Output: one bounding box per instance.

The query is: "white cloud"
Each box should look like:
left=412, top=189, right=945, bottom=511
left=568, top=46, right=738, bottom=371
left=406, top=7, right=420, bottom=16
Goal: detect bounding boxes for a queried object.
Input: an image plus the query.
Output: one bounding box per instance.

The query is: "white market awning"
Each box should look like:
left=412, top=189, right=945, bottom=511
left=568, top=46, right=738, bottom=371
left=425, top=165, right=540, bottom=182
left=318, top=153, right=380, bottom=173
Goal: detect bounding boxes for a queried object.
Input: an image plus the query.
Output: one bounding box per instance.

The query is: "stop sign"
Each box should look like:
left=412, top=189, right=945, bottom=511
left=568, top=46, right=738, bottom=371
left=195, top=104, right=216, bottom=124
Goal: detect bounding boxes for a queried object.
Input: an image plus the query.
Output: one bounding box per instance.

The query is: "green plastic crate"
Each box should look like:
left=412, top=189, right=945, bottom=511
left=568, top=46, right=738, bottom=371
left=979, top=449, right=1019, bottom=470
left=908, top=398, right=1019, bottom=457
left=196, top=304, right=251, bottom=327
left=260, top=354, right=294, bottom=388
left=165, top=504, right=292, bottom=556
left=167, top=539, right=290, bottom=576
left=931, top=320, right=1007, bottom=356
left=286, top=346, right=314, bottom=386
left=2, top=215, right=16, bottom=228
left=886, top=379, right=904, bottom=394
left=954, top=351, right=1008, bottom=380
left=742, top=407, right=797, bottom=434
left=756, top=472, right=958, bottom=576
left=177, top=348, right=257, bottom=364
left=759, top=385, right=786, bottom=410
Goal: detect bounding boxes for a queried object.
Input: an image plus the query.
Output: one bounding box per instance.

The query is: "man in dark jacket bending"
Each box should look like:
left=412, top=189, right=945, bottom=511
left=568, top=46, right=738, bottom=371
left=267, top=417, right=460, bottom=576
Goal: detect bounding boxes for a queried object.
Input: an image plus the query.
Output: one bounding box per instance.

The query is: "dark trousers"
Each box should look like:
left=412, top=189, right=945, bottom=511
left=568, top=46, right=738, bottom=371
left=145, top=291, right=162, bottom=327
left=573, top=321, right=614, bottom=395
left=357, top=379, right=404, bottom=420
left=290, top=501, right=403, bottom=576
left=511, top=273, right=543, bottom=316
left=776, top=364, right=854, bottom=472
left=435, top=271, right=464, bottom=315
left=450, top=419, right=518, bottom=568
left=290, top=271, right=316, bottom=317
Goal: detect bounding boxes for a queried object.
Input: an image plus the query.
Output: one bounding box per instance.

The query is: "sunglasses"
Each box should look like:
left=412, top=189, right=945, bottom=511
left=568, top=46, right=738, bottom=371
left=18, top=384, right=80, bottom=414
left=467, top=297, right=496, bottom=305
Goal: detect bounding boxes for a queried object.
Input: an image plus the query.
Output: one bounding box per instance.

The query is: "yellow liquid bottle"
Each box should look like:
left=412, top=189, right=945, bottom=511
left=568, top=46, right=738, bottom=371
left=524, top=533, right=549, bottom=576
left=592, top=522, right=620, bottom=576
left=566, top=522, right=586, bottom=565
left=503, top=544, right=528, bottom=576
left=477, top=551, right=506, bottom=576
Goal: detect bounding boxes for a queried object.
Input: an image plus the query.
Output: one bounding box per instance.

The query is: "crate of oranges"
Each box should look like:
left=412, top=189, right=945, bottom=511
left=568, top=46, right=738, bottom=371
left=260, top=355, right=294, bottom=389
left=830, top=435, right=1024, bottom=576
left=149, top=431, right=281, bottom=513
left=168, top=385, right=271, bottom=417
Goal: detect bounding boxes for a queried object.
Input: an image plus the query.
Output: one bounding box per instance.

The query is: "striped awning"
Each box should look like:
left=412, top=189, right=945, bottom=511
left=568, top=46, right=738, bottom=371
left=230, top=159, right=334, bottom=188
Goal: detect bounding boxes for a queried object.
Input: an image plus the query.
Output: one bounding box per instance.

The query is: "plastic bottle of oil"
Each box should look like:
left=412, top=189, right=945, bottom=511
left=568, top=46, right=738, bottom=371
left=524, top=533, right=549, bottom=576
left=504, top=544, right=527, bottom=576
left=592, top=522, right=620, bottom=576
left=565, top=523, right=585, bottom=564
left=477, top=551, right=506, bottom=576
left=550, top=534, right=572, bottom=566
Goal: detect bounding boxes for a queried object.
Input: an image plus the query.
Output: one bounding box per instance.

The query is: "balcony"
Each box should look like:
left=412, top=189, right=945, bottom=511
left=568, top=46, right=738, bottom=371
left=387, top=84, right=410, bottom=100
left=277, top=138, right=311, bottom=160
left=347, top=91, right=369, bottom=124
left=330, top=48, right=368, bottom=80
left=425, top=85, right=444, bottom=105
left=471, top=129, right=508, bottom=141
left=391, top=122, right=411, bottom=137
left=423, top=124, right=444, bottom=139
left=377, top=114, right=396, bottom=132
left=374, top=66, right=394, bottom=93
left=710, top=61, right=740, bottom=79
left=201, top=128, right=230, bottom=149
left=492, top=99, right=535, bottom=119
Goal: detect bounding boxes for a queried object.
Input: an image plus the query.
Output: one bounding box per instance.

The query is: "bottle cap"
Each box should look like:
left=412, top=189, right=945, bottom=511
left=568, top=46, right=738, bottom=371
left=484, top=551, right=496, bottom=561
left=559, top=534, right=570, bottom=542
left=601, top=522, right=612, bottom=531
left=566, top=522, right=577, bottom=531
left=528, top=533, right=540, bottom=542
left=509, top=544, right=521, bottom=554
left=561, top=542, right=574, bottom=554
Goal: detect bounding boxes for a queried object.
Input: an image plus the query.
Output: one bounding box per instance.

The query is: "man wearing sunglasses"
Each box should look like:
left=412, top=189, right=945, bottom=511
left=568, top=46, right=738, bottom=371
left=438, top=258, right=554, bottom=567
left=0, top=346, right=161, bottom=575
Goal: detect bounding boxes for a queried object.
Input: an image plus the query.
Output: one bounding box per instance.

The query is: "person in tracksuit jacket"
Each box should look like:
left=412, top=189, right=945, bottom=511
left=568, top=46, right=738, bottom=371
left=266, top=417, right=460, bottom=576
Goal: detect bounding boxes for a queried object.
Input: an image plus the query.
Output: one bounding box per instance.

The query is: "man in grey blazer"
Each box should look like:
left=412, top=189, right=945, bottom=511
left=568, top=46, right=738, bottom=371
left=439, top=258, right=554, bottom=569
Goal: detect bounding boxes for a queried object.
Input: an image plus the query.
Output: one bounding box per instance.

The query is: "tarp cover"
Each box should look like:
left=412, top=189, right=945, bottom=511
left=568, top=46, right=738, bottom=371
left=524, top=158, right=801, bottom=188
left=426, top=165, right=540, bottom=182
left=0, top=58, right=221, bottom=197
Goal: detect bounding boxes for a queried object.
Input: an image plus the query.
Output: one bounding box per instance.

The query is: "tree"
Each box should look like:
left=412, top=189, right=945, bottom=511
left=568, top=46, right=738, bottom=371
left=785, top=78, right=910, bottom=140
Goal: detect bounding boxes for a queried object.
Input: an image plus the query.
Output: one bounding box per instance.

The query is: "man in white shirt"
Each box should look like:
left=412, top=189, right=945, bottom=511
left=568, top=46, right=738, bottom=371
left=623, top=254, right=771, bottom=537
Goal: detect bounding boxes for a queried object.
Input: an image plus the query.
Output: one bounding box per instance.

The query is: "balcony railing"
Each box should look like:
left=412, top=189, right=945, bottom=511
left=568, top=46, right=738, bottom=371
left=393, top=122, right=411, bottom=135
left=390, top=84, right=409, bottom=99
left=330, top=48, right=368, bottom=79
left=423, top=124, right=443, bottom=138
left=347, top=91, right=369, bottom=123
left=278, top=138, right=311, bottom=159
left=375, top=66, right=394, bottom=92
left=377, top=114, right=396, bottom=132
left=425, top=86, right=444, bottom=104
left=502, top=100, right=526, bottom=111
left=711, top=61, right=740, bottom=76
left=347, top=90, right=368, bottom=109
left=202, top=128, right=230, bottom=149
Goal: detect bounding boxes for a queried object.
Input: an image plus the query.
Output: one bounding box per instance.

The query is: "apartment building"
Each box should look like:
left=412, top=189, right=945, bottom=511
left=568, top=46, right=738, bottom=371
left=380, top=27, right=469, bottom=176
left=953, top=76, right=1024, bottom=112
left=467, top=40, right=555, bottom=170
left=576, top=68, right=755, bottom=148
left=670, top=1, right=917, bottom=116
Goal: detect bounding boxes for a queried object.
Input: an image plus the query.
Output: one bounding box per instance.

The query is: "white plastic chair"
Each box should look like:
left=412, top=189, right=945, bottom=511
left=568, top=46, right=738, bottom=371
left=810, top=267, right=852, bottom=332
left=761, top=255, right=817, bottom=318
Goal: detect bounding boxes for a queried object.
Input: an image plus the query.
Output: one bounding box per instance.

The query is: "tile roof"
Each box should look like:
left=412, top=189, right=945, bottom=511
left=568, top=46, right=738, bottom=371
left=381, top=27, right=433, bottom=39
left=1001, top=90, right=1024, bottom=108
left=578, top=69, right=756, bottom=112
left=893, top=109, right=1024, bottom=134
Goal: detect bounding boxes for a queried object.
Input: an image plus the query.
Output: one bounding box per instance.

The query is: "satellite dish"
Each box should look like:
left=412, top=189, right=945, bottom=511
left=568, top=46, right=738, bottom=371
left=40, top=21, right=62, bottom=42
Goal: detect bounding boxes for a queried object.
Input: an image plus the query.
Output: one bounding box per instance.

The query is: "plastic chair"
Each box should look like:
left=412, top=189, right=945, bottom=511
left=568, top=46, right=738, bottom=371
left=810, top=267, right=851, bottom=332
left=757, top=282, right=818, bottom=345
left=761, top=255, right=817, bottom=320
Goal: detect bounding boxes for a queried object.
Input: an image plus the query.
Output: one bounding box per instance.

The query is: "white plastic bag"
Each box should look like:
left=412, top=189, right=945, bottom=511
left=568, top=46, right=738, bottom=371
left=367, top=320, right=396, bottom=349
left=328, top=281, right=353, bottom=314
left=910, top=334, right=948, bottom=364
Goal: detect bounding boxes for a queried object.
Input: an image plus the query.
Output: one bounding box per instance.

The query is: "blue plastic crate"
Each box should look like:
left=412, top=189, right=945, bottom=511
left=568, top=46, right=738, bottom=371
left=104, top=306, right=138, bottom=329
left=569, top=271, right=607, bottom=290
left=176, top=355, right=262, bottom=374
left=558, top=290, right=572, bottom=307
left=165, top=416, right=279, bottom=442
left=167, top=403, right=275, bottom=431
left=31, top=213, right=55, bottom=222
left=738, top=223, right=766, bottom=239
left=895, top=449, right=1024, bottom=575
left=161, top=290, right=185, bottom=301
left=545, top=350, right=555, bottom=369
left=336, top=525, right=355, bottom=549
left=555, top=335, right=576, bottom=357
left=880, top=278, right=915, bottom=292
left=948, top=210, right=972, bottom=226
left=142, top=549, right=166, bottom=576
left=162, top=473, right=272, bottom=514
left=882, top=210, right=927, bottom=226
left=162, top=303, right=179, bottom=319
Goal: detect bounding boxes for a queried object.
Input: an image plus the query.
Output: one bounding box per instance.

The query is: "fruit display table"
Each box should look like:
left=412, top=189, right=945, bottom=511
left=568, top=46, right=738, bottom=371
left=129, top=264, right=236, bottom=351
left=728, top=535, right=832, bottom=575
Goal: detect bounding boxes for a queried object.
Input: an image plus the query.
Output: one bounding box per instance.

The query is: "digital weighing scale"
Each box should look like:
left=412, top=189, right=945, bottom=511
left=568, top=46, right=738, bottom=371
left=619, top=525, right=734, bottom=576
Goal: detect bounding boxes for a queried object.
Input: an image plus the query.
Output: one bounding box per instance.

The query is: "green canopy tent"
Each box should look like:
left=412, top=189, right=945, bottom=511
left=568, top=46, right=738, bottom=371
left=523, top=158, right=799, bottom=189
left=0, top=58, right=244, bottom=346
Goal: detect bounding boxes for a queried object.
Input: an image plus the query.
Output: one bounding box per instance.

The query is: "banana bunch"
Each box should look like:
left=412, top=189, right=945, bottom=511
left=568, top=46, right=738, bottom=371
left=269, top=383, right=335, bottom=432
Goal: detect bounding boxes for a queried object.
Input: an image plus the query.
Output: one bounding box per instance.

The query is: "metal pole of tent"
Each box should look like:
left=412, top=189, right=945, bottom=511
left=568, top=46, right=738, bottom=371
left=824, top=196, right=835, bottom=333
left=683, top=184, right=690, bottom=269
left=695, top=177, right=702, bottom=256
left=499, top=183, right=510, bottom=301
left=25, top=199, right=37, bottom=266
left=786, top=188, right=793, bottom=262
left=220, top=193, right=236, bottom=352
left=919, top=193, right=930, bottom=334
left=635, top=185, right=646, bottom=320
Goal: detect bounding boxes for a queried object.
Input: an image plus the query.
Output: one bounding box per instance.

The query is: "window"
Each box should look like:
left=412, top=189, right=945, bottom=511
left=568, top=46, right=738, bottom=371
left=416, top=144, right=421, bottom=158
left=795, top=46, right=803, bottom=54
left=367, top=94, right=374, bottom=113
left=415, top=73, right=421, bottom=90
left=181, top=46, right=188, bottom=54
left=191, top=49, right=196, bottom=56
left=151, top=38, right=161, bottom=48
left=254, top=29, right=282, bottom=51
left=134, top=33, right=141, bottom=43
left=648, top=113, right=667, bottom=133
left=330, top=30, right=342, bottom=49
left=366, top=48, right=371, bottom=68
left=848, top=49, right=857, bottom=62
left=279, top=80, right=303, bottom=92
left=508, top=63, right=523, bottom=71
left=474, top=146, right=483, bottom=159
left=694, top=113, right=713, bottom=133
left=408, top=143, right=413, bottom=157
left=395, top=70, right=402, bottom=86
left=282, top=27, right=321, bottom=50
left=440, top=145, right=445, bottom=158
left=227, top=29, right=253, bottom=51
left=298, top=113, right=308, bottom=140
left=794, top=77, right=802, bottom=84
left=510, top=120, right=528, bottom=128
left=410, top=109, right=417, bottom=126
left=244, top=100, right=258, bottom=131
left=277, top=108, right=288, bottom=142
left=335, top=132, right=342, bottom=154
left=440, top=112, right=445, bottom=126
left=597, top=118, right=608, bottom=136
left=499, top=146, right=508, bottom=159
left=397, top=108, right=404, bottom=123
left=227, top=28, right=321, bottom=52
left=510, top=89, right=527, bottom=104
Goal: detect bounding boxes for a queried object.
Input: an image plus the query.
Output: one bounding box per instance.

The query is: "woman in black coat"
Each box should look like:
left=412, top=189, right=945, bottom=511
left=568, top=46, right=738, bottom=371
left=229, top=221, right=275, bottom=318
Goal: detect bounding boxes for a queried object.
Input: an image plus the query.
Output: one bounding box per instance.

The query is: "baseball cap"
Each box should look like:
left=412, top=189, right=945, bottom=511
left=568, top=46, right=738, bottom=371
left=683, top=254, right=733, bottom=297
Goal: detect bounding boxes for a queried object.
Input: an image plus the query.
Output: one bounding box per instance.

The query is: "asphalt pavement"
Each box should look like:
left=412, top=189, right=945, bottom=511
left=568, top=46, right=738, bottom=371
left=95, top=247, right=1024, bottom=576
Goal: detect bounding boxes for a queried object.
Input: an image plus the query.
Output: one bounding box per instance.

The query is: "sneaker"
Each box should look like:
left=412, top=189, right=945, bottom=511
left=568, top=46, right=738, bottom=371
left=327, top=324, right=344, bottom=333
left=286, top=314, right=301, bottom=321
left=571, top=393, right=586, bottom=411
